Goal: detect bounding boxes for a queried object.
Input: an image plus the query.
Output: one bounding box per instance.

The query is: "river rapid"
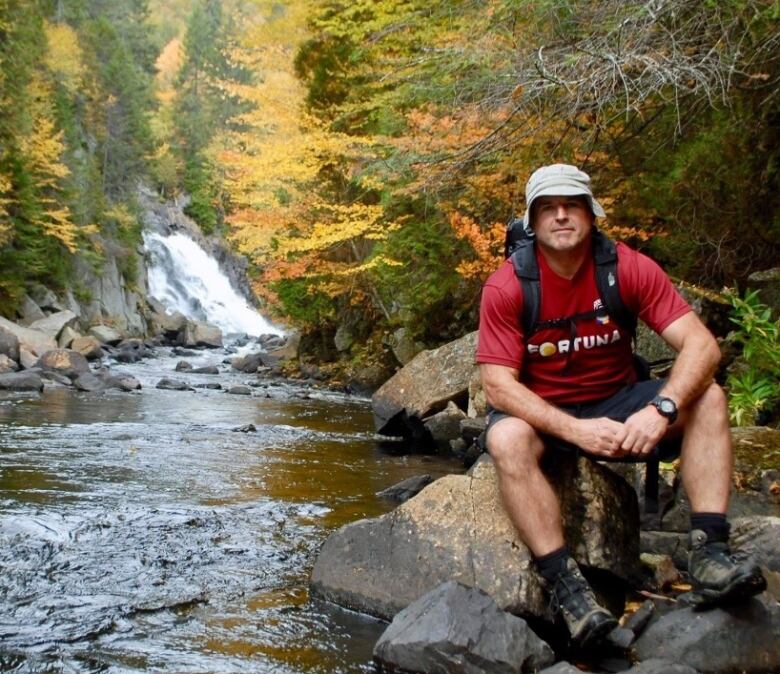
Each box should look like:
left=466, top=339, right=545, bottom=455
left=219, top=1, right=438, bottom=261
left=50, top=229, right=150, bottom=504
left=0, top=347, right=462, bottom=673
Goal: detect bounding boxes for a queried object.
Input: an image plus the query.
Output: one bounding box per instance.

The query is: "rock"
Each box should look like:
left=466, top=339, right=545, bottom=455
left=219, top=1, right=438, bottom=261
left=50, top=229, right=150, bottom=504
left=730, top=516, right=780, bottom=572
left=373, top=581, right=554, bottom=674
left=175, top=360, right=193, bottom=372
left=149, top=306, right=187, bottom=338
left=17, top=294, right=45, bottom=325
left=264, top=331, right=299, bottom=362
left=747, top=266, right=780, bottom=316
left=183, top=321, right=222, bottom=348
left=19, top=347, right=39, bottom=370
left=57, top=325, right=80, bottom=349
left=311, top=455, right=638, bottom=622
left=0, top=316, right=56, bottom=357
left=0, top=354, right=19, bottom=373
left=372, top=331, right=478, bottom=437
left=467, top=367, right=487, bottom=418
left=231, top=352, right=264, bottom=373
left=334, top=325, right=354, bottom=352
left=623, top=660, right=700, bottom=674
left=36, top=349, right=90, bottom=379
left=423, top=401, right=467, bottom=452
left=28, top=310, right=78, bottom=340
left=376, top=475, right=434, bottom=502
left=29, top=285, right=61, bottom=311
left=70, top=336, right=104, bottom=360
left=74, top=372, right=106, bottom=392
left=0, top=326, right=20, bottom=362
left=89, top=324, right=123, bottom=345
left=632, top=599, right=780, bottom=672
left=227, top=385, right=251, bottom=395
left=640, top=531, right=688, bottom=570
left=639, top=553, right=681, bottom=591
left=539, top=664, right=583, bottom=674
left=623, top=600, right=656, bottom=639
left=156, top=378, right=193, bottom=391
left=607, top=626, right=636, bottom=649
left=42, top=370, right=72, bottom=387
left=194, top=382, right=222, bottom=390
left=388, top=327, right=424, bottom=366
left=103, top=373, right=142, bottom=391
left=0, top=371, right=43, bottom=391
left=172, top=347, right=200, bottom=357
left=191, top=365, right=219, bottom=375
left=231, top=424, right=256, bottom=433
left=258, top=333, right=285, bottom=350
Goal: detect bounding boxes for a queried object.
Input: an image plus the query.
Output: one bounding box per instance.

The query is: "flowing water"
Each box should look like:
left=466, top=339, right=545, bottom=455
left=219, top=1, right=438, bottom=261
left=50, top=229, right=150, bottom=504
left=0, top=349, right=462, bottom=673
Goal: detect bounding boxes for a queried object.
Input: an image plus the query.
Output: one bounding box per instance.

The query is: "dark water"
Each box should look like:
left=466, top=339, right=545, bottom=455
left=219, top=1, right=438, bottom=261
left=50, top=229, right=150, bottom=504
left=0, top=350, right=462, bottom=673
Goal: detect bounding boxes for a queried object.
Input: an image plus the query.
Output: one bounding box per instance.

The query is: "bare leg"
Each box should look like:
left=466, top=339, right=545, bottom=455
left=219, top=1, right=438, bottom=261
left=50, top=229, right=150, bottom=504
left=678, top=383, right=732, bottom=514
left=486, top=417, right=564, bottom=556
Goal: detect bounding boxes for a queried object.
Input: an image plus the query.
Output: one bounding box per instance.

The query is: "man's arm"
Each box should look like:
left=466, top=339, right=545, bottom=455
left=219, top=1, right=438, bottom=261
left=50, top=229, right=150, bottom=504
left=620, top=311, right=721, bottom=455
left=480, top=363, right=627, bottom=456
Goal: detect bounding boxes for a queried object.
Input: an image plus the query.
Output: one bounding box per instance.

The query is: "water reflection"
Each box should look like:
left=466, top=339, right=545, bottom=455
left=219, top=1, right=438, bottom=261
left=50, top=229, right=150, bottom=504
left=0, top=354, right=462, bottom=673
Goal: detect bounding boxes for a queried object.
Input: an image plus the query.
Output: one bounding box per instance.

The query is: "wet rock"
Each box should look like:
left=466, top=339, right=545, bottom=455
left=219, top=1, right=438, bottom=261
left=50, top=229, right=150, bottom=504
left=57, top=325, right=80, bottom=349
left=194, top=382, right=222, bottom=390
left=0, top=325, right=20, bottom=362
left=0, top=316, right=56, bottom=358
left=0, top=354, right=19, bottom=373
left=632, top=599, right=780, bottom=672
left=184, top=321, right=222, bottom=349
left=372, top=331, right=477, bottom=438
left=373, top=580, right=554, bottom=674
left=376, top=475, right=434, bottom=502
left=730, top=516, right=780, bottom=571
left=74, top=372, right=107, bottom=392
left=103, top=373, right=142, bottom=391
left=172, top=347, right=200, bottom=357
left=191, top=365, right=219, bottom=375
left=36, top=349, right=90, bottom=380
left=311, top=455, right=638, bottom=622
left=423, top=401, right=467, bottom=452
left=227, top=385, right=251, bottom=396
left=0, top=371, right=44, bottom=391
left=43, top=370, right=75, bottom=386
left=231, top=424, right=257, bottom=433
left=156, top=378, right=193, bottom=391
left=89, top=325, right=122, bottom=346
left=175, top=360, right=193, bottom=372
left=114, top=349, right=143, bottom=364
left=28, top=310, right=78, bottom=340
left=624, top=660, right=700, bottom=674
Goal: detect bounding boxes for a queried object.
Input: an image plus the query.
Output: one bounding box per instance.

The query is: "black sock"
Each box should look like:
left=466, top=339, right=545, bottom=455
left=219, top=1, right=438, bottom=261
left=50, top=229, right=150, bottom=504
left=535, top=546, right=570, bottom=583
left=690, top=512, right=730, bottom=543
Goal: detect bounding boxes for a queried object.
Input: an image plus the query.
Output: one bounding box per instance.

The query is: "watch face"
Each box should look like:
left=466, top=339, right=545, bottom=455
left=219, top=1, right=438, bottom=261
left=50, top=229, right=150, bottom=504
left=659, top=399, right=675, bottom=414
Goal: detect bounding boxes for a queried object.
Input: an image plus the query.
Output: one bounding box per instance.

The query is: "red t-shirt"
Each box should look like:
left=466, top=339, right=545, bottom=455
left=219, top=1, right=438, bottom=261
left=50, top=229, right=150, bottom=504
left=476, top=242, right=691, bottom=405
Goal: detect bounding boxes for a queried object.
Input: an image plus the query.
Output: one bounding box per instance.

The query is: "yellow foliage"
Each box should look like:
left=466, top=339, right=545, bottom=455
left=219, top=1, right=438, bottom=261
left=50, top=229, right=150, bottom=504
left=0, top=171, right=14, bottom=246
left=44, top=21, right=85, bottom=94
left=155, top=38, right=183, bottom=89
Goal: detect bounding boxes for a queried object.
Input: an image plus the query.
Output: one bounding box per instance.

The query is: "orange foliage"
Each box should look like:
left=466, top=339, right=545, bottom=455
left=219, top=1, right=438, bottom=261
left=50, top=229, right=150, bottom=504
left=448, top=211, right=505, bottom=280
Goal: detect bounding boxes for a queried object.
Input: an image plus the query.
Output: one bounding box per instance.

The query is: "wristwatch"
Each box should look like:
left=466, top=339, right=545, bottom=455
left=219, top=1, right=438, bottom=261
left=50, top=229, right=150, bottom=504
left=649, top=395, right=678, bottom=424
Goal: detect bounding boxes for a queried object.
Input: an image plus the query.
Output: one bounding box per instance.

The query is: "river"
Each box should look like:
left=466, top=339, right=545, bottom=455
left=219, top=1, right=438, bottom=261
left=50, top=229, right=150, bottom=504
left=0, top=347, right=462, bottom=673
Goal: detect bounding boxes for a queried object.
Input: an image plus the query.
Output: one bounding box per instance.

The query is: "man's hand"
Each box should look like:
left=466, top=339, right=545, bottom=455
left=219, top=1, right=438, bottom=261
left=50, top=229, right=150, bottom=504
left=619, top=405, right=669, bottom=457
left=573, top=417, right=628, bottom=457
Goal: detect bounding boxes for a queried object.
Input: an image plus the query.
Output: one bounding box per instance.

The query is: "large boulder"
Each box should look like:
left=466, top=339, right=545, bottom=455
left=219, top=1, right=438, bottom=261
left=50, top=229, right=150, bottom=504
left=311, top=455, right=639, bottom=622
left=632, top=599, right=780, bottom=673
left=183, top=320, right=222, bottom=348
left=57, top=325, right=81, bottom=349
left=17, top=294, right=45, bottom=325
left=27, top=310, right=78, bottom=341
left=373, top=581, right=554, bottom=674
left=0, top=326, right=20, bottom=362
left=0, top=316, right=56, bottom=358
left=36, top=349, right=90, bottom=380
left=372, top=331, right=478, bottom=438
left=71, top=336, right=104, bottom=360
left=89, top=324, right=123, bottom=345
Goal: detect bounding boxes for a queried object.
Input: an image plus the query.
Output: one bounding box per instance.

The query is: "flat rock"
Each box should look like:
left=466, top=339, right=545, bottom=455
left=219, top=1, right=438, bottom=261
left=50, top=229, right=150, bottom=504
left=374, top=581, right=554, bottom=674
left=156, top=378, right=193, bottom=391
left=28, top=310, right=78, bottom=340
left=371, top=331, right=478, bottom=436
left=227, top=385, right=251, bottom=395
left=632, top=599, right=780, bottom=672
left=0, top=371, right=43, bottom=391
left=311, top=455, right=638, bottom=621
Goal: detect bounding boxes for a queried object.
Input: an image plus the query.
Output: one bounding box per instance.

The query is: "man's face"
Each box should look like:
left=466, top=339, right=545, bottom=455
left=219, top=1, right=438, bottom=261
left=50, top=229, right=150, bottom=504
left=531, top=195, right=594, bottom=253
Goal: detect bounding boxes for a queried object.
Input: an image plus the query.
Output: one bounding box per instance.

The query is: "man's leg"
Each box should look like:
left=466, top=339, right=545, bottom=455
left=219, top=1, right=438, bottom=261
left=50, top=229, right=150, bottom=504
left=487, top=415, right=617, bottom=646
left=677, top=383, right=766, bottom=604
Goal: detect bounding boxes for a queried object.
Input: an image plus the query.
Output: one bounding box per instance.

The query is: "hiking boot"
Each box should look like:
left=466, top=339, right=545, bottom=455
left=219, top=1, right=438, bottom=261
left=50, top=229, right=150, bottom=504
left=688, top=529, right=766, bottom=608
left=547, top=558, right=618, bottom=648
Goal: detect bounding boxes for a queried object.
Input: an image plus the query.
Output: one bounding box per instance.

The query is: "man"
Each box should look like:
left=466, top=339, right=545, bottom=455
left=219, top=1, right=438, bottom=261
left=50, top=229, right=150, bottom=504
left=477, top=164, right=766, bottom=648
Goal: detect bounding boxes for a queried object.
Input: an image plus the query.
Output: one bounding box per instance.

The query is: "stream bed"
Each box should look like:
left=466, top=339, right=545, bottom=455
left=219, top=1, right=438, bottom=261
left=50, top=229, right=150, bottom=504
left=0, top=348, right=462, bottom=673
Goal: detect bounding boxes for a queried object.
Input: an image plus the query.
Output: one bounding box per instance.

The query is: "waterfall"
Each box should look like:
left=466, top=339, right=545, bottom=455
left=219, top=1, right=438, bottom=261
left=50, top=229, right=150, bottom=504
left=143, top=231, right=283, bottom=337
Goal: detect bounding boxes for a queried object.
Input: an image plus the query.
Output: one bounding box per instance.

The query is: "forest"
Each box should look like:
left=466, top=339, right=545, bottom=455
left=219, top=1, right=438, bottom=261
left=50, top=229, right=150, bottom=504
left=0, top=0, right=778, bottom=418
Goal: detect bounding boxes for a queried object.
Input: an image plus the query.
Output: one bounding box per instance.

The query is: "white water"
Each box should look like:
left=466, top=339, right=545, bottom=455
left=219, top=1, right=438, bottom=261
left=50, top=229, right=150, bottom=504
left=144, top=231, right=283, bottom=337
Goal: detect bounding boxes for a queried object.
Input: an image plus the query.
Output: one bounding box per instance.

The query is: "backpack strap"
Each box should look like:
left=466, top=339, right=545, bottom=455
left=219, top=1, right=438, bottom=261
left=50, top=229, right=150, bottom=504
left=592, top=230, right=637, bottom=339
left=509, top=238, right=540, bottom=337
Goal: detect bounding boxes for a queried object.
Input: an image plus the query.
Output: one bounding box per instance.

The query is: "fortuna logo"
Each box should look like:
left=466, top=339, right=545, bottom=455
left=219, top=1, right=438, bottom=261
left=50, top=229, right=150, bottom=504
left=527, top=329, right=622, bottom=357
left=593, top=299, right=603, bottom=310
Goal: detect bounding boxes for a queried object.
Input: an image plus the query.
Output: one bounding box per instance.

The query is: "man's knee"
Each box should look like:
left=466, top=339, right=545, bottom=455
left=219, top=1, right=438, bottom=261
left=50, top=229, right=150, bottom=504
left=688, top=382, right=729, bottom=423
left=486, top=417, right=545, bottom=470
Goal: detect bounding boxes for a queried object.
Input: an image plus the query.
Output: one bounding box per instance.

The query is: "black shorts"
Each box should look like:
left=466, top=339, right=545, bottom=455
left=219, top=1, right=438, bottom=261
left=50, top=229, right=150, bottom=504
left=485, top=378, right=681, bottom=465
